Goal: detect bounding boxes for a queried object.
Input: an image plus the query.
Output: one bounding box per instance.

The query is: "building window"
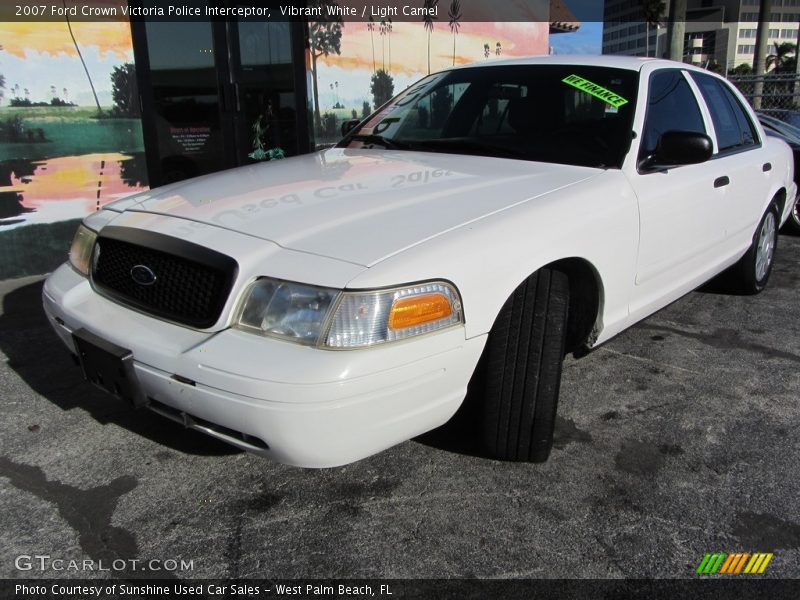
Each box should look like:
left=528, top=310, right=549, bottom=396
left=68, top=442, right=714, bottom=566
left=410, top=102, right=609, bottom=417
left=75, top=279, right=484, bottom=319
left=741, top=12, right=759, bottom=21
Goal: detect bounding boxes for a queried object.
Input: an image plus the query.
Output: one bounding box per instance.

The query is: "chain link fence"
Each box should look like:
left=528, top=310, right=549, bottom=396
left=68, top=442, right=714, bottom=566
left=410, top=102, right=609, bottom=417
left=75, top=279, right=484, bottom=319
left=728, top=73, right=800, bottom=124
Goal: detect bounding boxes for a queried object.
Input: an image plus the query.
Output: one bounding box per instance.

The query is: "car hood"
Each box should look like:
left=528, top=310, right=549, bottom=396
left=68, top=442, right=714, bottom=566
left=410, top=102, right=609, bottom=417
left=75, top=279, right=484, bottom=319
left=114, top=149, right=601, bottom=267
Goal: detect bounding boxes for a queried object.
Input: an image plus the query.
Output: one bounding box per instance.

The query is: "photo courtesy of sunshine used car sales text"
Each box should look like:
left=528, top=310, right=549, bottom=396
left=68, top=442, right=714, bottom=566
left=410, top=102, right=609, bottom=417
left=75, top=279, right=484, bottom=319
left=14, top=583, right=392, bottom=597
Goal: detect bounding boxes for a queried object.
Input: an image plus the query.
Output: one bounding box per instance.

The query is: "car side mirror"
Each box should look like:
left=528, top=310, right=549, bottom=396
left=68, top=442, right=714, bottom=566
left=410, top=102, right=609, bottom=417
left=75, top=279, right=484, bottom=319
left=341, top=119, right=360, bottom=137
left=641, top=131, right=714, bottom=171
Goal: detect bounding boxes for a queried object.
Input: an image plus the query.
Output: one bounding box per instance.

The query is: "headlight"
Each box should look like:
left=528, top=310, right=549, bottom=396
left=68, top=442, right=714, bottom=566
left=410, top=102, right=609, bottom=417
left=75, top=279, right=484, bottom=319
left=235, top=278, right=339, bottom=345
left=68, top=224, right=97, bottom=276
left=234, top=278, right=463, bottom=349
left=325, top=282, right=462, bottom=348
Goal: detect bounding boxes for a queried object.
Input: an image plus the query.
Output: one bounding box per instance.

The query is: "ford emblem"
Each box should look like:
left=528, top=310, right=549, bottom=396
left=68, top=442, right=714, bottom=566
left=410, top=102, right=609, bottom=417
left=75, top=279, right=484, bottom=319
left=130, top=264, right=157, bottom=286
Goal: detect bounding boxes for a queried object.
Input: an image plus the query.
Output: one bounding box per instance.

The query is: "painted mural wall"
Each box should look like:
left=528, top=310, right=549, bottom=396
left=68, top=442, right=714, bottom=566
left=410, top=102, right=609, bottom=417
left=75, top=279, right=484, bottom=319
left=0, top=19, right=147, bottom=279
left=310, top=3, right=550, bottom=144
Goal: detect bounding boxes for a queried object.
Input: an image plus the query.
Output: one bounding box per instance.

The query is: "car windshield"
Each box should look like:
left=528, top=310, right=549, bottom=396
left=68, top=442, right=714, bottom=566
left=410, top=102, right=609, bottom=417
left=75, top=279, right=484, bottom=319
left=338, top=65, right=639, bottom=169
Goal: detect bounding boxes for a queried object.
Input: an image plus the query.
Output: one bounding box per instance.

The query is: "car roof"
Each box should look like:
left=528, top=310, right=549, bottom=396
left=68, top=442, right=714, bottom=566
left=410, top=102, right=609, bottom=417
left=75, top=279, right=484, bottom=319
left=451, top=54, right=709, bottom=74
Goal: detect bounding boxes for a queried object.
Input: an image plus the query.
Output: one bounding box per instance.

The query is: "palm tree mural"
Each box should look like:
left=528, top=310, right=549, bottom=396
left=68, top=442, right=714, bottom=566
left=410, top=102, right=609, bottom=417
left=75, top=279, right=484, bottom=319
left=308, top=1, right=343, bottom=130
left=422, top=0, right=439, bottom=74
left=0, top=45, right=5, bottom=104
left=379, top=18, right=392, bottom=73
left=448, top=0, right=462, bottom=66
left=367, top=16, right=376, bottom=73
left=387, top=18, right=392, bottom=74
left=63, top=0, right=101, bottom=114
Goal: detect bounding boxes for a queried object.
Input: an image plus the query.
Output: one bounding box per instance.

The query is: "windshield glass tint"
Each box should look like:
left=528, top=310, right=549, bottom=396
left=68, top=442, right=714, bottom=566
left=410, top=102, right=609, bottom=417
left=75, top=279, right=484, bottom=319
left=339, top=65, right=638, bottom=169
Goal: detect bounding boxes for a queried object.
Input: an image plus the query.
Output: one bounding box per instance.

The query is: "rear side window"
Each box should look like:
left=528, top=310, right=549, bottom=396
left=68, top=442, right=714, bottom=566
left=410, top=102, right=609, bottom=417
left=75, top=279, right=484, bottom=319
left=640, top=70, right=706, bottom=159
left=690, top=72, right=758, bottom=151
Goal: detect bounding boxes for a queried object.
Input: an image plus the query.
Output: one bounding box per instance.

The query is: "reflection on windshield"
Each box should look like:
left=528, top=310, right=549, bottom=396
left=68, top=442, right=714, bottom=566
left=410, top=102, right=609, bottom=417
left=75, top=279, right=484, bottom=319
left=339, top=65, right=639, bottom=169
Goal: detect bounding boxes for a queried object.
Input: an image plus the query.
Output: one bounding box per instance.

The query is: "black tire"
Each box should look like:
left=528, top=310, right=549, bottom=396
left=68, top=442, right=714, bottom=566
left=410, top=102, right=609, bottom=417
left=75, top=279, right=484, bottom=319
left=482, top=268, right=569, bottom=462
left=738, top=204, right=779, bottom=295
left=781, top=195, right=800, bottom=235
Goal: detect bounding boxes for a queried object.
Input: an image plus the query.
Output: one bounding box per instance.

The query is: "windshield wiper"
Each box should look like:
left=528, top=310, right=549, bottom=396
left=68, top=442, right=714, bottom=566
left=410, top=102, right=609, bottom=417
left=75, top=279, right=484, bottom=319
left=344, top=134, right=412, bottom=150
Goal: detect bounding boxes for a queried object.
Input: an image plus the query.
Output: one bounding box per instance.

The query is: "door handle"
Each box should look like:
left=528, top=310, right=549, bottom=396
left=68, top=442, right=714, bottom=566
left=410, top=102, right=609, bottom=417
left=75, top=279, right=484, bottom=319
left=714, top=176, right=730, bottom=188
left=763, top=162, right=772, bottom=172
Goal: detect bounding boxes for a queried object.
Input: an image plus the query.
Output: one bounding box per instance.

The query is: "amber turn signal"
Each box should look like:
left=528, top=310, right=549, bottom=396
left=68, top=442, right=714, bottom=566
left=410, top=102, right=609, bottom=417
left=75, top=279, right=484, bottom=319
left=388, top=293, right=453, bottom=330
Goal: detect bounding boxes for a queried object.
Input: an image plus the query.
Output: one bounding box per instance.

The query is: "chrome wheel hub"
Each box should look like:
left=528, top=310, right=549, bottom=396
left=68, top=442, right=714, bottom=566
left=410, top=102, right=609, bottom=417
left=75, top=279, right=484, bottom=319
left=755, top=212, right=776, bottom=282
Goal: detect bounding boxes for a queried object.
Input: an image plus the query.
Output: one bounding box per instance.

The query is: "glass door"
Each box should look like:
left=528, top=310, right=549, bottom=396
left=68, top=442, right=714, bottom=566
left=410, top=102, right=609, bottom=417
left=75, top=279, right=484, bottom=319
left=133, top=10, right=308, bottom=187
left=226, top=18, right=306, bottom=165
left=139, top=18, right=232, bottom=184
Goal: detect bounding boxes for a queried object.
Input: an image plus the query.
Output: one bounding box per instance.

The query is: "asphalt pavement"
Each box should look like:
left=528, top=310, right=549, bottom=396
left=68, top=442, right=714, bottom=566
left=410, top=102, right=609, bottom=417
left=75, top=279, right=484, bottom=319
left=1, top=234, right=799, bottom=580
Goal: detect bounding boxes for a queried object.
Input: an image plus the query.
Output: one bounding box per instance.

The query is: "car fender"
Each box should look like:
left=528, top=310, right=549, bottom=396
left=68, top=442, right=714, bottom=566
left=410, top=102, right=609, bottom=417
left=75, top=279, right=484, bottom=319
left=346, top=169, right=639, bottom=345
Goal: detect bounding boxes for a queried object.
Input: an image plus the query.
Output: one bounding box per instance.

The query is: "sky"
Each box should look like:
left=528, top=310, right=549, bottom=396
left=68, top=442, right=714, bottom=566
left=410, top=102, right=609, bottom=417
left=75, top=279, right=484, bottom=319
left=549, top=0, right=604, bottom=56
left=0, top=21, right=134, bottom=106
left=317, top=22, right=550, bottom=111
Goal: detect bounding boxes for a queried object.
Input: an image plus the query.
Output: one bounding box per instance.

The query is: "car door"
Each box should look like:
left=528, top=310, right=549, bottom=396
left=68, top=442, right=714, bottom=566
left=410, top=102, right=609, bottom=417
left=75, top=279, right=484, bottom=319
left=627, top=69, right=730, bottom=300
left=688, top=72, right=765, bottom=249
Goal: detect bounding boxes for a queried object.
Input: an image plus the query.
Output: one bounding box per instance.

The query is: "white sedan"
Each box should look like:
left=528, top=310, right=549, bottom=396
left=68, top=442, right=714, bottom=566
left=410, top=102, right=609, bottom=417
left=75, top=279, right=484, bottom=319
left=42, top=56, right=795, bottom=467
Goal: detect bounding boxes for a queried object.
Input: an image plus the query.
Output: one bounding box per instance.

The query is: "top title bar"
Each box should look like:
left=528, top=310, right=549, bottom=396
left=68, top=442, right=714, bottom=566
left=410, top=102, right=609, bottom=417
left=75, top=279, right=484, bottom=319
left=0, top=0, right=737, bottom=23
left=1, top=0, right=554, bottom=22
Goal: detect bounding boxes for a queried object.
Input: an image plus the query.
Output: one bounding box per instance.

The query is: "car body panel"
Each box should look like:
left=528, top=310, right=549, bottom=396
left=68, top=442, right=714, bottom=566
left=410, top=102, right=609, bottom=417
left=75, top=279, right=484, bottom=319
left=116, top=150, right=602, bottom=268
left=42, top=56, right=797, bottom=466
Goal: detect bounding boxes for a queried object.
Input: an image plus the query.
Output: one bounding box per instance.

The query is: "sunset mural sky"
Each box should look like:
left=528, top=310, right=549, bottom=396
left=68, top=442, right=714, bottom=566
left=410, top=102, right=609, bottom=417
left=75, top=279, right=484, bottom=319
left=315, top=21, right=549, bottom=111
left=0, top=21, right=134, bottom=106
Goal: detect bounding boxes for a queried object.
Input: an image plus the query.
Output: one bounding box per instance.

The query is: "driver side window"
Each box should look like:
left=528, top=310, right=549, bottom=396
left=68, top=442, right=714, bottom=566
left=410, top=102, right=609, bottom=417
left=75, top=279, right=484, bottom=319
left=640, top=70, right=707, bottom=160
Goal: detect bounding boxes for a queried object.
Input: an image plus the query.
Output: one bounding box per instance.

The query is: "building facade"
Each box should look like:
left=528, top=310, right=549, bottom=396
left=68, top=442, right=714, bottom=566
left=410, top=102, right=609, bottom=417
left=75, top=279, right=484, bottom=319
left=602, top=0, right=800, bottom=72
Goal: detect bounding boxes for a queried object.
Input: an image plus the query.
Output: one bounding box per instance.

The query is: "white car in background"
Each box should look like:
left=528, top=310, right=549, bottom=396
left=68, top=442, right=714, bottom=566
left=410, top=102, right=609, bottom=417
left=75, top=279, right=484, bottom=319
left=43, top=56, right=795, bottom=467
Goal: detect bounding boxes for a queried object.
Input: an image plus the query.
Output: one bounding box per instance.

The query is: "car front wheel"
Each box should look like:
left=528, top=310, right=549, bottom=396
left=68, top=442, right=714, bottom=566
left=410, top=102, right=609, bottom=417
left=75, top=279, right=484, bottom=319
left=481, top=268, right=569, bottom=462
left=738, top=204, right=779, bottom=294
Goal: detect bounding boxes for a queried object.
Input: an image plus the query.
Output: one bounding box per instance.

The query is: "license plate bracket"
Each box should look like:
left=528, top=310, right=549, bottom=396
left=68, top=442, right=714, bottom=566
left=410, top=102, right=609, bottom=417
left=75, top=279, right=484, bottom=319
left=72, top=328, right=147, bottom=408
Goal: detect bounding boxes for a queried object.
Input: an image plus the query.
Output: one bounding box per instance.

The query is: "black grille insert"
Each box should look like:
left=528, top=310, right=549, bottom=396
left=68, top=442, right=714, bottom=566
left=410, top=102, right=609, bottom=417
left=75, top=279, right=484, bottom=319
left=91, top=226, right=238, bottom=328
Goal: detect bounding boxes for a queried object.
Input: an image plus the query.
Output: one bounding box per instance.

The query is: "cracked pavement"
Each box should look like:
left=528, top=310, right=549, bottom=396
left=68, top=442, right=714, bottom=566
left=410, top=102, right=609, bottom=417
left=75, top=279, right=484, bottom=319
left=1, top=235, right=799, bottom=580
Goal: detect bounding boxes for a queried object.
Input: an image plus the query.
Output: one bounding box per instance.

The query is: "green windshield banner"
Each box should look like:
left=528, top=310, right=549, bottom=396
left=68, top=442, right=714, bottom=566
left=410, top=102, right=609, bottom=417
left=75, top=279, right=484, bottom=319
left=562, top=74, right=629, bottom=108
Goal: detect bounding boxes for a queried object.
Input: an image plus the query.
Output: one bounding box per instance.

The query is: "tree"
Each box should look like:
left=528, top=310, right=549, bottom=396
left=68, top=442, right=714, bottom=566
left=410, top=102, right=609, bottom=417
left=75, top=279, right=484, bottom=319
left=730, top=63, right=753, bottom=75
left=448, top=0, right=462, bottom=66
left=767, top=41, right=796, bottom=72
left=422, top=0, right=439, bottom=74
left=379, top=18, right=392, bottom=73
left=367, top=16, right=376, bottom=73
left=370, top=69, right=394, bottom=109
left=308, top=1, right=343, bottom=129
left=110, top=63, right=139, bottom=117
left=642, top=0, right=666, bottom=58
left=64, top=0, right=101, bottom=114
left=0, top=45, right=5, bottom=104
left=361, top=100, right=371, bottom=118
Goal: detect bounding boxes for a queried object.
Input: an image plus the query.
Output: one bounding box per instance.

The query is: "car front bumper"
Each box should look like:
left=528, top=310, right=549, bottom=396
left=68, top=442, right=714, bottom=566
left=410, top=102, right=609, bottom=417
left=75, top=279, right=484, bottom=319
left=42, top=264, right=486, bottom=467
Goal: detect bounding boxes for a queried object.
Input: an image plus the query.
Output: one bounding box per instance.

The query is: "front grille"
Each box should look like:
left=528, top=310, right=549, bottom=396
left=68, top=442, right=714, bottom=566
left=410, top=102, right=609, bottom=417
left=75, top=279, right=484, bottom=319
left=91, top=227, right=238, bottom=328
